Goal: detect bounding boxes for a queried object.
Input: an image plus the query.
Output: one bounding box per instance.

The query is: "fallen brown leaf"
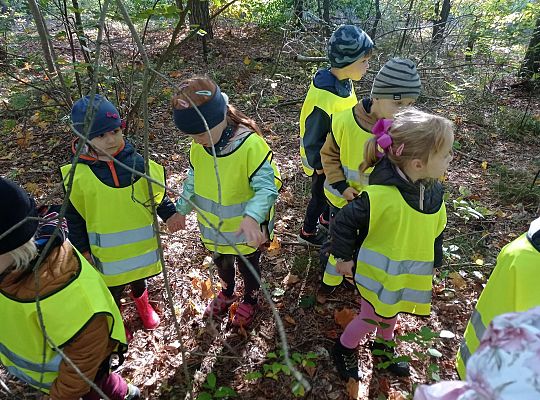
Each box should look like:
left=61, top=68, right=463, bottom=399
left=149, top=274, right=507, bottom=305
left=304, top=365, right=316, bottom=378
left=283, top=273, right=300, bottom=286
left=284, top=315, right=296, bottom=325
left=449, top=271, right=467, bottom=290
left=387, top=388, right=407, bottom=400
left=324, top=329, right=339, bottom=339
left=316, top=293, right=327, bottom=304
left=346, top=378, right=359, bottom=399
left=334, top=308, right=356, bottom=329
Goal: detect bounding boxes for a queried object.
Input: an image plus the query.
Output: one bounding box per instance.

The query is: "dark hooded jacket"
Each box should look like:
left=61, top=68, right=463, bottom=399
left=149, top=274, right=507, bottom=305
left=330, top=156, right=445, bottom=267
left=64, top=140, right=176, bottom=254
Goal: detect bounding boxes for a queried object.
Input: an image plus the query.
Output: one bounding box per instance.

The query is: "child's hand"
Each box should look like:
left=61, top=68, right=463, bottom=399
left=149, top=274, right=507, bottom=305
left=82, top=251, right=94, bottom=266
left=336, top=260, right=354, bottom=276
left=343, top=187, right=359, bottom=201
left=166, top=213, right=186, bottom=232
left=315, top=169, right=325, bottom=175
left=236, top=216, right=265, bottom=248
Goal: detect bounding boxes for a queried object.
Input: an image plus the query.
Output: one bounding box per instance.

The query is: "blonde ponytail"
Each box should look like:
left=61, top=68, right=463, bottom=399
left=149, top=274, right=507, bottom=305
left=360, top=136, right=380, bottom=172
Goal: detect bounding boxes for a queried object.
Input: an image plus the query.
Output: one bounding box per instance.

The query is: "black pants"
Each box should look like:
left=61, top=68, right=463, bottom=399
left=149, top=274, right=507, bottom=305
left=109, top=279, right=147, bottom=307
left=214, top=250, right=261, bottom=305
left=303, top=172, right=330, bottom=233
left=319, top=205, right=340, bottom=272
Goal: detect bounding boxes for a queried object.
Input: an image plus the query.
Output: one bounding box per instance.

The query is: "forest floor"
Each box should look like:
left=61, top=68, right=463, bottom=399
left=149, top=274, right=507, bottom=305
left=1, top=19, right=539, bottom=400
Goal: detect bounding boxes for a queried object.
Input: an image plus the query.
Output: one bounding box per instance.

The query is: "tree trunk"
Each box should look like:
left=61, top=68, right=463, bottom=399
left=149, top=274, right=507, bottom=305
left=465, top=17, right=478, bottom=61
left=27, top=0, right=73, bottom=105
left=294, top=0, right=303, bottom=29
left=432, top=0, right=451, bottom=47
left=26, top=0, right=56, bottom=73
left=369, top=0, right=381, bottom=39
left=323, top=0, right=330, bottom=36
left=187, top=0, right=212, bottom=61
left=188, top=0, right=213, bottom=38
left=71, top=0, right=92, bottom=66
left=520, top=17, right=540, bottom=78
left=398, top=0, right=415, bottom=53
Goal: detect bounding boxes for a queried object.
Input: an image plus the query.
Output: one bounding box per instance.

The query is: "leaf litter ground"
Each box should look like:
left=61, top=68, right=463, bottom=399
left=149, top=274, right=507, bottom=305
left=0, top=22, right=539, bottom=400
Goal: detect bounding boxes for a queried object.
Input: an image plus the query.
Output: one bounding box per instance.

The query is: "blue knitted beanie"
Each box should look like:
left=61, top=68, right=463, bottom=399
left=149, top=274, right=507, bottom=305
left=71, top=95, right=122, bottom=140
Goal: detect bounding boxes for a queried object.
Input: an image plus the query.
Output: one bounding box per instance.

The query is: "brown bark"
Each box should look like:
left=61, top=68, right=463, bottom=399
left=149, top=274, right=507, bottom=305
left=520, top=18, right=540, bottom=78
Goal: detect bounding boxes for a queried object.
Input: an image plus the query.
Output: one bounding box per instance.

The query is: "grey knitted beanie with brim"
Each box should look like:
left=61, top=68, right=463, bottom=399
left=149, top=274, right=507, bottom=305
left=327, top=25, right=374, bottom=68
left=371, top=58, right=421, bottom=100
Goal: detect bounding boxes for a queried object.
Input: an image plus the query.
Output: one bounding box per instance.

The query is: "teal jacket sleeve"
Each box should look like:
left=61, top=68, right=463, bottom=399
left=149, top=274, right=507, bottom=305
left=175, top=167, right=195, bottom=215
left=244, top=160, right=279, bottom=224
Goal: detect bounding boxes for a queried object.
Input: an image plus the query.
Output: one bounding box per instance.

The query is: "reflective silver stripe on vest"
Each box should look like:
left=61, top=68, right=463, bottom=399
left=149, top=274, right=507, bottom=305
left=198, top=223, right=247, bottom=245
left=324, top=180, right=344, bottom=199
left=192, top=194, right=247, bottom=219
left=354, top=273, right=432, bottom=305
left=88, top=225, right=155, bottom=248
left=325, top=260, right=341, bottom=276
left=342, top=166, right=362, bottom=184
left=0, top=343, right=61, bottom=373
left=459, top=340, right=472, bottom=366
left=470, top=309, right=487, bottom=342
left=358, top=248, right=434, bottom=276
left=95, top=250, right=159, bottom=275
left=7, top=366, right=52, bottom=389
left=299, top=137, right=312, bottom=170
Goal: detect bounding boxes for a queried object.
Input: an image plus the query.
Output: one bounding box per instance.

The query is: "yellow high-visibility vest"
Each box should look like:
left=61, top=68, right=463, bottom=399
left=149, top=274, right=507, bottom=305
left=323, top=107, right=373, bottom=209
left=0, top=249, right=126, bottom=393
left=456, top=233, right=540, bottom=379
left=354, top=185, right=446, bottom=318
left=190, top=133, right=281, bottom=255
left=299, top=81, right=357, bottom=176
left=61, top=161, right=165, bottom=287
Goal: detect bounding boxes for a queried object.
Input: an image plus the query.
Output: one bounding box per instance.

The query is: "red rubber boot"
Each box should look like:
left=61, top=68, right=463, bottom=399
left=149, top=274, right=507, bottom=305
left=131, top=289, right=160, bottom=330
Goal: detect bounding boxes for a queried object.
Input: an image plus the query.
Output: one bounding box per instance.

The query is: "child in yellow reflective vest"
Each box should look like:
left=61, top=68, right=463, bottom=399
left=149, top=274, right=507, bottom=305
left=320, top=58, right=422, bottom=294
left=0, top=178, right=140, bottom=400
left=172, top=77, right=281, bottom=328
left=62, top=95, right=184, bottom=337
left=298, top=25, right=373, bottom=247
left=455, top=216, right=540, bottom=379
left=330, top=109, right=454, bottom=381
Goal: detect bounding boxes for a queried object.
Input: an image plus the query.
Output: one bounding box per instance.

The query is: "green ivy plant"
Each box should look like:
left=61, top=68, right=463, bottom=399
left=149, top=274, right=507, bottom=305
left=196, top=373, right=237, bottom=400
left=245, top=350, right=317, bottom=397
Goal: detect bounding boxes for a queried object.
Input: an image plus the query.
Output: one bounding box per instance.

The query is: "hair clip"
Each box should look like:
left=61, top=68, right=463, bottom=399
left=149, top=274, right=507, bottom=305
left=176, top=99, right=190, bottom=109
left=195, top=90, right=212, bottom=97
left=394, top=143, right=405, bottom=156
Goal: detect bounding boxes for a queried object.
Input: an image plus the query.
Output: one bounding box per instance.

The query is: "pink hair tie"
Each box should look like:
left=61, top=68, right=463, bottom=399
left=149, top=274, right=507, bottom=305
left=372, top=119, right=393, bottom=159
left=394, top=143, right=405, bottom=156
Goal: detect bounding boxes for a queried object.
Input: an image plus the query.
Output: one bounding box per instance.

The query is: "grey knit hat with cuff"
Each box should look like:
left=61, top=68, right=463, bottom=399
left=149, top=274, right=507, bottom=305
left=371, top=58, right=421, bottom=100
left=327, top=25, right=374, bottom=68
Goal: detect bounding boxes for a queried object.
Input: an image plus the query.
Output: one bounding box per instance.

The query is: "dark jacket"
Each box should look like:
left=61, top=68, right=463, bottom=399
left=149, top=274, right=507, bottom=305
left=527, top=219, right=540, bottom=252
left=331, top=156, right=445, bottom=267
left=303, top=69, right=353, bottom=170
left=64, top=140, right=176, bottom=253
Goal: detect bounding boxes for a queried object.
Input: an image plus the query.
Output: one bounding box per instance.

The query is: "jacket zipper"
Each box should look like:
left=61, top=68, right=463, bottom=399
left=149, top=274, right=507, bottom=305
left=419, top=183, right=425, bottom=211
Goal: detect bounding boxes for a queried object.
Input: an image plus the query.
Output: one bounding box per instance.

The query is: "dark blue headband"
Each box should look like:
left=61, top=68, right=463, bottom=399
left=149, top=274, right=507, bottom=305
left=173, top=85, right=227, bottom=135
